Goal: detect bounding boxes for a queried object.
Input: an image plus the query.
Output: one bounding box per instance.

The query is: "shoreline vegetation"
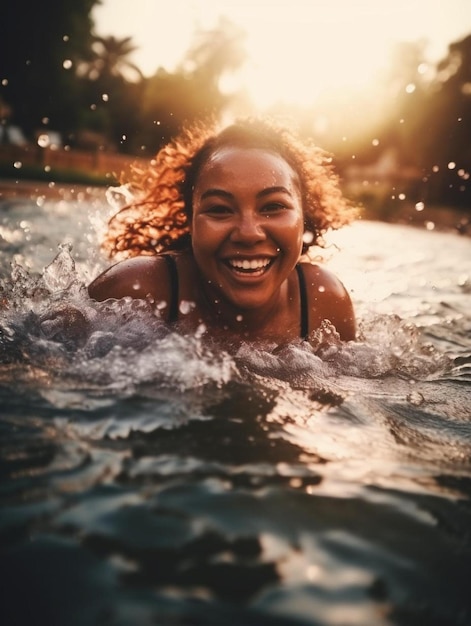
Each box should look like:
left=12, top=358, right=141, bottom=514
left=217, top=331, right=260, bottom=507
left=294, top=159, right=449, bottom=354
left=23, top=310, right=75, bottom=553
left=0, top=176, right=469, bottom=238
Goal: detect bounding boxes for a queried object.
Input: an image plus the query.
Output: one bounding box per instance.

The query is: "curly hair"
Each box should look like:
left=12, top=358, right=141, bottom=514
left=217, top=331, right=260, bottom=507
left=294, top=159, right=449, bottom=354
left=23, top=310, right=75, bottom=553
left=103, top=116, right=356, bottom=258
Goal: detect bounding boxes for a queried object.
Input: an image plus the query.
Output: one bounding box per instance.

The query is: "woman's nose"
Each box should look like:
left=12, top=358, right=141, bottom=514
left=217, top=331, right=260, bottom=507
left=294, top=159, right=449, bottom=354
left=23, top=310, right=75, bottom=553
left=230, top=213, right=266, bottom=244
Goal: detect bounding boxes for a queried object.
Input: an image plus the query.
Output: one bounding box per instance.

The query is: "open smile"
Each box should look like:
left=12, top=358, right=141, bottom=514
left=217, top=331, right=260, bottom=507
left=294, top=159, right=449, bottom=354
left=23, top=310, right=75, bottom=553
left=224, top=256, right=275, bottom=277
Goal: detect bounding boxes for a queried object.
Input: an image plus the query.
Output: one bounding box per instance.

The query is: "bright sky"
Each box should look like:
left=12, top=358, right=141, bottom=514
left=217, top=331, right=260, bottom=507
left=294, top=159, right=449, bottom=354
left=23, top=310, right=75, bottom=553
left=93, top=0, right=471, bottom=109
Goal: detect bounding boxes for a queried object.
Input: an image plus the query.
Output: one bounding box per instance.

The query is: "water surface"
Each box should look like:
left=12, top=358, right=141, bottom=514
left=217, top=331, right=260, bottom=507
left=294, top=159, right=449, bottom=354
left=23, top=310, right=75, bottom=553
left=1, top=185, right=470, bottom=626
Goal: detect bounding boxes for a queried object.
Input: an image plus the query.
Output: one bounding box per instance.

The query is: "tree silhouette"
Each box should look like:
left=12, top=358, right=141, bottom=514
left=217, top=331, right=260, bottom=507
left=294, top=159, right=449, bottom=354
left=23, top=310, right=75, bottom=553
left=179, top=17, right=246, bottom=91
left=137, top=18, right=247, bottom=154
left=408, top=34, right=471, bottom=206
left=79, top=35, right=144, bottom=82
left=0, top=0, right=99, bottom=138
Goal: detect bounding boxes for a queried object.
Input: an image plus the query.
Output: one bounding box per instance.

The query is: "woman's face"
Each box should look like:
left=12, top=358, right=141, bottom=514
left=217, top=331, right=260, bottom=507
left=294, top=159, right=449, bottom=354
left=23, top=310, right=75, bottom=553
left=191, top=146, right=304, bottom=311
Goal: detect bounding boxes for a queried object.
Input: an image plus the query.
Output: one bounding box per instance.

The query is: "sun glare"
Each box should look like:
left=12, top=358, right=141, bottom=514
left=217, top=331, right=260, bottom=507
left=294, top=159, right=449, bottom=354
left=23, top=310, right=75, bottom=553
left=93, top=0, right=470, bottom=111
left=221, top=0, right=463, bottom=110
left=241, top=21, right=389, bottom=109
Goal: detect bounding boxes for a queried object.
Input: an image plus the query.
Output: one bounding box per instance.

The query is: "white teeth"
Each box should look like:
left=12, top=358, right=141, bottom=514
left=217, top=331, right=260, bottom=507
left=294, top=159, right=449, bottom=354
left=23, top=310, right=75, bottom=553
left=229, top=258, right=271, bottom=270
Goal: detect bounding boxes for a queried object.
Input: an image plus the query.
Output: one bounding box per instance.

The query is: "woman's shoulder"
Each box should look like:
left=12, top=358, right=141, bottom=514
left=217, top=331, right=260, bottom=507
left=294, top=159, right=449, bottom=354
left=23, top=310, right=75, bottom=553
left=88, top=253, right=182, bottom=305
left=298, top=261, right=348, bottom=296
left=298, top=261, right=356, bottom=340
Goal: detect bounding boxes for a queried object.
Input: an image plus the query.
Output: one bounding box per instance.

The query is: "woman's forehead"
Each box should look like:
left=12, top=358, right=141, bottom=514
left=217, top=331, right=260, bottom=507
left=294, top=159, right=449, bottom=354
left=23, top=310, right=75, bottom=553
left=196, top=146, right=300, bottom=190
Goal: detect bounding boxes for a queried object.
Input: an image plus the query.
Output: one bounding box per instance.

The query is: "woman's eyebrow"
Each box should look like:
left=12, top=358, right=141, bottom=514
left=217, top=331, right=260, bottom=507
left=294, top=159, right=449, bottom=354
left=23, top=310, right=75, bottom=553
left=200, top=186, right=292, bottom=201
left=200, top=188, right=233, bottom=201
left=256, top=186, right=292, bottom=198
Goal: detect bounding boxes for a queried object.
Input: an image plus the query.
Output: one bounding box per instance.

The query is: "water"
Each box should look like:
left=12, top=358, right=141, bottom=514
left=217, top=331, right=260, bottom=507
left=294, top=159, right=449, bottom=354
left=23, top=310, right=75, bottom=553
left=1, top=185, right=470, bottom=626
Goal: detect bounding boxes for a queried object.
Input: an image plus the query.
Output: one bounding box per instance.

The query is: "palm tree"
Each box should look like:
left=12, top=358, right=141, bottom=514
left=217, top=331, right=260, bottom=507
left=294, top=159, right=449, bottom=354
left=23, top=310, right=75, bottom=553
left=80, top=35, right=144, bottom=82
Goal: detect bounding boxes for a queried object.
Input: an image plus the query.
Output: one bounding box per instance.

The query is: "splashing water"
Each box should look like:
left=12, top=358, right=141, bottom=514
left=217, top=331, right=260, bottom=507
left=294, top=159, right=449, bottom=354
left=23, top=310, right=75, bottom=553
left=1, top=187, right=470, bottom=626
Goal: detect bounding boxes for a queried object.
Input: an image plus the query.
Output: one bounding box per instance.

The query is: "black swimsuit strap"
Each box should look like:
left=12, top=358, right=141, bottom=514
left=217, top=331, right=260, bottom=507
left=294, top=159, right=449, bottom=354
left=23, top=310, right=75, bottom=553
left=163, top=254, right=179, bottom=323
left=295, top=264, right=309, bottom=340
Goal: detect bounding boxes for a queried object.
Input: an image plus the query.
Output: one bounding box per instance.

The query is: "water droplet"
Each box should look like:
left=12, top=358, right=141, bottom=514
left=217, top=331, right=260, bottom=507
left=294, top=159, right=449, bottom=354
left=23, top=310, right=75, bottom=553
left=179, top=300, right=196, bottom=315
left=302, top=231, right=314, bottom=245
left=37, top=134, right=50, bottom=148
left=236, top=314, right=243, bottom=322
left=62, top=59, right=72, bottom=70
left=415, top=202, right=425, bottom=212
left=425, top=221, right=435, bottom=231
left=457, top=274, right=469, bottom=288
left=195, top=323, right=206, bottom=338
left=398, top=193, right=406, bottom=200
left=407, top=391, right=424, bottom=406
left=318, top=285, right=326, bottom=293
left=102, top=93, right=109, bottom=102
left=405, top=83, right=416, bottom=93
left=372, top=138, right=379, bottom=146
left=448, top=161, right=456, bottom=170
left=13, top=161, right=22, bottom=169
left=307, top=564, right=322, bottom=581
left=132, top=281, right=141, bottom=291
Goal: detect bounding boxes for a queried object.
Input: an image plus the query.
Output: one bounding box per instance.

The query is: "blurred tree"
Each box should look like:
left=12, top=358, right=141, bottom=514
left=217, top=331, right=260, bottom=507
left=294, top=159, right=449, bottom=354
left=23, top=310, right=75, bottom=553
left=0, top=4, right=247, bottom=156
left=79, top=35, right=143, bottom=82
left=311, top=35, right=471, bottom=210
left=374, top=41, right=429, bottom=163
left=411, top=34, right=471, bottom=206
left=75, top=34, right=145, bottom=153
left=179, top=17, right=246, bottom=96
left=138, top=17, right=247, bottom=154
left=0, top=0, right=99, bottom=139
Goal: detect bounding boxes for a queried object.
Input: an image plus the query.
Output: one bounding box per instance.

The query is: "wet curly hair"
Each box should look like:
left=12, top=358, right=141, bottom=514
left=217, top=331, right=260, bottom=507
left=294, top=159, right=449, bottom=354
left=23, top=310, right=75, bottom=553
left=103, top=116, right=356, bottom=258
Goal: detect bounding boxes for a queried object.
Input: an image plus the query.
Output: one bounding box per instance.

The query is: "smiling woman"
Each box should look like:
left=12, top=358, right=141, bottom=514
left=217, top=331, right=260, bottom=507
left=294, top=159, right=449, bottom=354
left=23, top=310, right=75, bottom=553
left=190, top=146, right=305, bottom=329
left=86, top=116, right=357, bottom=345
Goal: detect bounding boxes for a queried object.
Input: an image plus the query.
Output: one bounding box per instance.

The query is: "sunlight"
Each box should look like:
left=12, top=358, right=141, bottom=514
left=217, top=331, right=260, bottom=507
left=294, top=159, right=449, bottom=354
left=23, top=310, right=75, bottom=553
left=219, top=0, right=466, bottom=109
left=93, top=0, right=470, bottom=111
left=240, top=18, right=388, bottom=109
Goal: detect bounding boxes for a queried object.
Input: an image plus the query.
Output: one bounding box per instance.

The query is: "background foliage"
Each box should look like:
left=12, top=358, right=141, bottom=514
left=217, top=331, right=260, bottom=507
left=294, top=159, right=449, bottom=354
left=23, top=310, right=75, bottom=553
left=0, top=0, right=470, bottom=211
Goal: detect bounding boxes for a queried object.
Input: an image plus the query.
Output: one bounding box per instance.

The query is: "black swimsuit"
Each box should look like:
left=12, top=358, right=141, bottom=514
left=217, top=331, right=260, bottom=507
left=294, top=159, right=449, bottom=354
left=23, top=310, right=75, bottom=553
left=163, top=254, right=180, bottom=324
left=295, top=263, right=309, bottom=339
left=163, top=255, right=309, bottom=339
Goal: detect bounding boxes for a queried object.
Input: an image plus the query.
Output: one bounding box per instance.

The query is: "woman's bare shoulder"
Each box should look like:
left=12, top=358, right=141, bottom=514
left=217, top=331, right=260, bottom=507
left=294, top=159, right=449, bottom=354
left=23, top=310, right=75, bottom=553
left=299, top=261, right=356, bottom=340
left=300, top=262, right=349, bottom=297
left=88, top=255, right=171, bottom=304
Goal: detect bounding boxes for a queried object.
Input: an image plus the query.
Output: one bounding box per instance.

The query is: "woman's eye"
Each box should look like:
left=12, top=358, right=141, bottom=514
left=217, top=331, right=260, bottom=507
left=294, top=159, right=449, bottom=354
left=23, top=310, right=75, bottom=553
left=205, top=205, right=232, bottom=216
left=262, top=202, right=287, bottom=213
